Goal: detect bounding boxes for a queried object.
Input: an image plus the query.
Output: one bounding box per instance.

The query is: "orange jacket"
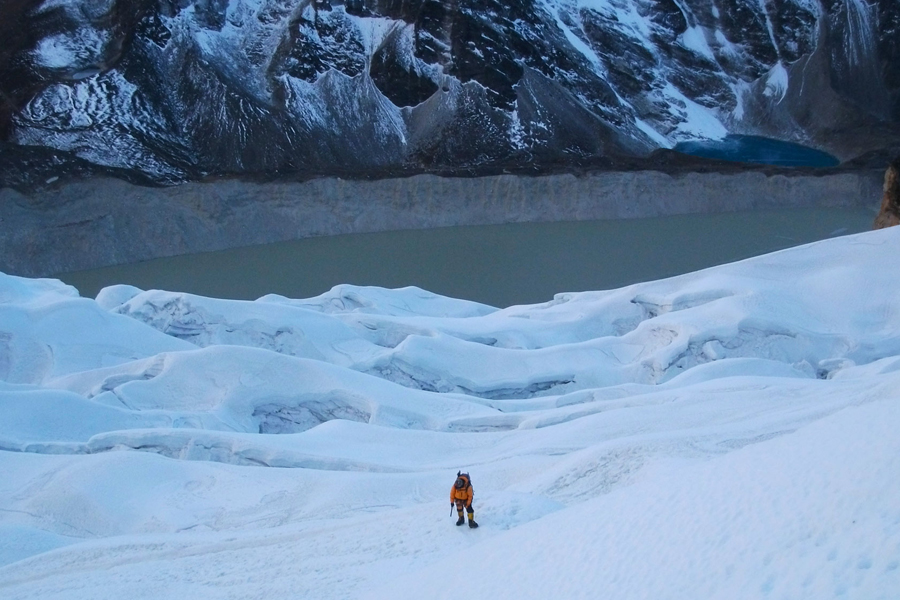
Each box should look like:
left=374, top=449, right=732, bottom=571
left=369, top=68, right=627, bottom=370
left=450, top=474, right=473, bottom=505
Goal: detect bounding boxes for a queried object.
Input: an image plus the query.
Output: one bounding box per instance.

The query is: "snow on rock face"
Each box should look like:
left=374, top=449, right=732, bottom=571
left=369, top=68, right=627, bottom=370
left=1, top=229, right=900, bottom=597
left=2, top=0, right=897, bottom=181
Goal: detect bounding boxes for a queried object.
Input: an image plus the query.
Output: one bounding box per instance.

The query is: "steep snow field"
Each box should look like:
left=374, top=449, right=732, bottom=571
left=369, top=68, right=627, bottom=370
left=1, top=227, right=899, bottom=599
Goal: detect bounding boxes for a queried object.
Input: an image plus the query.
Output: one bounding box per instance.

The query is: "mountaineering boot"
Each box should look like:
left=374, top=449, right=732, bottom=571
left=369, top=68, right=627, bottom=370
left=456, top=515, right=465, bottom=526
left=468, top=513, right=478, bottom=528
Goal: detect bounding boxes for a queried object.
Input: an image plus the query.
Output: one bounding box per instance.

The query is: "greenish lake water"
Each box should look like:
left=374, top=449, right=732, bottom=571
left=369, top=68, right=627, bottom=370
left=58, top=207, right=876, bottom=308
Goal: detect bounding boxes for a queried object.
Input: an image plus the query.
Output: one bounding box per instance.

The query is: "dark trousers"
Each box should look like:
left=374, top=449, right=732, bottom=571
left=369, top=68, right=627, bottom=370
left=455, top=499, right=474, bottom=518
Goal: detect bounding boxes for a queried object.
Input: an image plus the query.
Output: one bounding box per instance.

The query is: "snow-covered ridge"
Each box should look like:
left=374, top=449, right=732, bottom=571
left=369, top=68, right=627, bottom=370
left=0, top=228, right=899, bottom=597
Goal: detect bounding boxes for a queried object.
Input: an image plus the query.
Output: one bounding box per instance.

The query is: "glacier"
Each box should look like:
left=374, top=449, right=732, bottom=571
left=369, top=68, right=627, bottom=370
left=0, top=226, right=898, bottom=598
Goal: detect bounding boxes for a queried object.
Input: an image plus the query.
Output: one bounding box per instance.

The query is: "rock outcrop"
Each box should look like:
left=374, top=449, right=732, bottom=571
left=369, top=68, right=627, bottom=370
left=873, top=158, right=900, bottom=229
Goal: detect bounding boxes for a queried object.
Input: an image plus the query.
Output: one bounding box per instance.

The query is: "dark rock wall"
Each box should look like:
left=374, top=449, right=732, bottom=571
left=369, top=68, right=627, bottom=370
left=1, top=0, right=899, bottom=184
left=878, top=0, right=900, bottom=121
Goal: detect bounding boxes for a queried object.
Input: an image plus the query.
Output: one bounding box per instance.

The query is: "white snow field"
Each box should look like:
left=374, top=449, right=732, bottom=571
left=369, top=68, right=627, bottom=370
left=1, top=227, right=899, bottom=599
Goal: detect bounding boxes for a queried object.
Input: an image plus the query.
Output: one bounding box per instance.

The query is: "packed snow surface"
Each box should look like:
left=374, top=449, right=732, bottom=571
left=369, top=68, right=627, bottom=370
left=1, top=228, right=899, bottom=598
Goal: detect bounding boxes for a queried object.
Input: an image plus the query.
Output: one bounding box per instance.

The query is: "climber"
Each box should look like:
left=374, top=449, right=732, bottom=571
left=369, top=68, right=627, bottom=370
left=450, top=471, right=478, bottom=528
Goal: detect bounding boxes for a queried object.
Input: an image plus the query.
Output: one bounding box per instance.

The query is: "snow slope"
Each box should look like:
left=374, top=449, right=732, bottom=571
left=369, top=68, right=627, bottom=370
left=1, top=227, right=899, bottom=599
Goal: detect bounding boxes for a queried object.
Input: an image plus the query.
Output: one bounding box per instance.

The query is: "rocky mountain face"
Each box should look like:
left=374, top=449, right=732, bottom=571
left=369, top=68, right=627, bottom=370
left=1, top=0, right=899, bottom=185
left=874, top=156, right=900, bottom=229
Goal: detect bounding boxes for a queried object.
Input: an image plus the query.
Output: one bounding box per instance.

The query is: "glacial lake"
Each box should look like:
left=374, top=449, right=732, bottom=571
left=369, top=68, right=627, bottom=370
left=673, top=135, right=840, bottom=167
left=58, top=207, right=876, bottom=308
